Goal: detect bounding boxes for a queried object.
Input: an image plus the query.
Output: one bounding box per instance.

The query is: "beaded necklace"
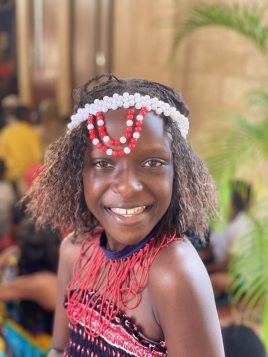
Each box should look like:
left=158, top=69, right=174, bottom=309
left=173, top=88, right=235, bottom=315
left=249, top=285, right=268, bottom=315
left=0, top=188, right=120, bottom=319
left=66, top=230, right=183, bottom=337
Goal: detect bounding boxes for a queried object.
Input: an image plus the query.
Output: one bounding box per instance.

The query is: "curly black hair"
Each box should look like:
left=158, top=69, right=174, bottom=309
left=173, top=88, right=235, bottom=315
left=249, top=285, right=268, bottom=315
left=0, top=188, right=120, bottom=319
left=27, top=73, right=217, bottom=244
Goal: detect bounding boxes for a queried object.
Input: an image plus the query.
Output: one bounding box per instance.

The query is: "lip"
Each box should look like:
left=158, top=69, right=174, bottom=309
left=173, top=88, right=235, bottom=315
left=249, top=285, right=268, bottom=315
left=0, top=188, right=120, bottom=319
left=104, top=205, right=152, bottom=225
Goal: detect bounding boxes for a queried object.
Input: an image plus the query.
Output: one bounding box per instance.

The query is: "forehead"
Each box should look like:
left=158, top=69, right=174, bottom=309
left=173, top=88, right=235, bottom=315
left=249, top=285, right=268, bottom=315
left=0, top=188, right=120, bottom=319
left=89, top=108, right=172, bottom=158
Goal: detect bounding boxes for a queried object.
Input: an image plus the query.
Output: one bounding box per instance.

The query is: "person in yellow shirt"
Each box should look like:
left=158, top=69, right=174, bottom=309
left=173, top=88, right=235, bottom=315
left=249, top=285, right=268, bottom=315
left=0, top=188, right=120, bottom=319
left=0, top=105, right=42, bottom=196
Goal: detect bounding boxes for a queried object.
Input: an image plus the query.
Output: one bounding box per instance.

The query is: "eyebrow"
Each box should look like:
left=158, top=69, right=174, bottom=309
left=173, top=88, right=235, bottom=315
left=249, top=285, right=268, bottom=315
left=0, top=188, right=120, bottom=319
left=138, top=145, right=172, bottom=158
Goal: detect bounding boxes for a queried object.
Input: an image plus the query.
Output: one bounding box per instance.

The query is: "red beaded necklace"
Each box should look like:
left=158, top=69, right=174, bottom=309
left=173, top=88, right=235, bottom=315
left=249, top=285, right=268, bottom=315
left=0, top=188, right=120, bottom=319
left=87, top=107, right=148, bottom=156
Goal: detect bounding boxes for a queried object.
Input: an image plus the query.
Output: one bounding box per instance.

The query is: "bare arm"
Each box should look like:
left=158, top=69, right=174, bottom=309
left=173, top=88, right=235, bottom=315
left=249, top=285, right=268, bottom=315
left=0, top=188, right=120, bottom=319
left=48, top=235, right=80, bottom=357
left=149, top=239, right=225, bottom=357
left=0, top=271, right=56, bottom=311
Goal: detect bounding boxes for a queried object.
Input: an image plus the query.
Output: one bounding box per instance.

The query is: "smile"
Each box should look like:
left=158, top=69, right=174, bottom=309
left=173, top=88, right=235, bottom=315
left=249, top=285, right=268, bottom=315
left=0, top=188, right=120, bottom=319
left=109, top=206, right=147, bottom=217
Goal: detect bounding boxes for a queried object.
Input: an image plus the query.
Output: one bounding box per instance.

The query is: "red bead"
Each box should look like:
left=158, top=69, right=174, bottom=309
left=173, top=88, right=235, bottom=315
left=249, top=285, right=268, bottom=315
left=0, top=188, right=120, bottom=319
left=127, top=114, right=134, bottom=120
left=129, top=143, right=135, bottom=149
left=102, top=145, right=108, bottom=152
left=130, top=138, right=138, bottom=144
left=135, top=120, right=142, bottom=127
left=100, top=132, right=106, bottom=137
left=108, top=139, right=115, bottom=146
left=98, top=126, right=105, bottom=132
left=90, top=134, right=96, bottom=139
left=88, top=116, right=94, bottom=124
left=96, top=112, right=103, bottom=118
left=125, top=133, right=131, bottom=139
left=128, top=108, right=135, bottom=115
left=89, top=129, right=95, bottom=135
left=118, top=150, right=124, bottom=156
left=135, top=126, right=142, bottom=132
left=114, top=140, right=121, bottom=146
left=126, top=127, right=133, bottom=133
left=112, top=150, right=118, bottom=156
left=97, top=143, right=103, bottom=149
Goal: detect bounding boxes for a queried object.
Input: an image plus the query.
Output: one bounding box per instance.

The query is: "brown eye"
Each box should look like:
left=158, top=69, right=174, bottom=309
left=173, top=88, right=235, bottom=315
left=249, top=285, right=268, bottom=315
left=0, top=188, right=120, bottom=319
left=143, top=159, right=165, bottom=168
left=94, top=160, right=114, bottom=168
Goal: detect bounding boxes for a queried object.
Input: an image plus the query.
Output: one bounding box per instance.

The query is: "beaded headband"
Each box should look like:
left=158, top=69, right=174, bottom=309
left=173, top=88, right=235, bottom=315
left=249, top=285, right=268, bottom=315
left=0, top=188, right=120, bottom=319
left=67, top=92, right=189, bottom=156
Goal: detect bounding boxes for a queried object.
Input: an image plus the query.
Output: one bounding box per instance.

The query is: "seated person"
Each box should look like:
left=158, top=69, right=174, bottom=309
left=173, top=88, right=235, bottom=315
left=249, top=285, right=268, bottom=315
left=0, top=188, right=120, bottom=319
left=0, top=218, right=61, bottom=334
left=199, top=180, right=254, bottom=298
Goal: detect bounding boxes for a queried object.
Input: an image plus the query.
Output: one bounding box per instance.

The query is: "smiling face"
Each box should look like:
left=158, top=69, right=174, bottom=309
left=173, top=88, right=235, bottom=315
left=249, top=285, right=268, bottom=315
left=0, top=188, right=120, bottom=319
left=82, top=108, right=174, bottom=250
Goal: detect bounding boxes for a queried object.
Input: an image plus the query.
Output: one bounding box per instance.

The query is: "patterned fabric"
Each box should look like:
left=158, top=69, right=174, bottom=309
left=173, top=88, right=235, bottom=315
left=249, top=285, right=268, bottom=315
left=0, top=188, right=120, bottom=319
left=64, top=306, right=167, bottom=357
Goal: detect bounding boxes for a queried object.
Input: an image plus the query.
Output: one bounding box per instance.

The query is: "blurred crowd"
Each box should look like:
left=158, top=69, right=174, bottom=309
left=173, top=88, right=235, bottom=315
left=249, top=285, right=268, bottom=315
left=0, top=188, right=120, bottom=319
left=0, top=94, right=66, bottom=356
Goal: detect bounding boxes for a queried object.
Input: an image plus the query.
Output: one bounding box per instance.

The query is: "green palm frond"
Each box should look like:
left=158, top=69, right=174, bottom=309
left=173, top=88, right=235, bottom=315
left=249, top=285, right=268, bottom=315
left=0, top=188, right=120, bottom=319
left=229, top=207, right=268, bottom=316
left=206, top=115, right=268, bottom=179
left=169, top=3, right=268, bottom=62
left=204, top=114, right=268, bottom=224
left=249, top=86, right=268, bottom=120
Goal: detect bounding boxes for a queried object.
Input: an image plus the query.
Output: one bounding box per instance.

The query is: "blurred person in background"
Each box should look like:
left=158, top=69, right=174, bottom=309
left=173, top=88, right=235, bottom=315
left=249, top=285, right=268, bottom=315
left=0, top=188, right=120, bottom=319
left=0, top=159, right=16, bottom=251
left=200, top=180, right=253, bottom=301
left=0, top=218, right=61, bottom=335
left=222, top=324, right=266, bottom=357
left=1, top=94, right=21, bottom=126
left=0, top=105, right=42, bottom=197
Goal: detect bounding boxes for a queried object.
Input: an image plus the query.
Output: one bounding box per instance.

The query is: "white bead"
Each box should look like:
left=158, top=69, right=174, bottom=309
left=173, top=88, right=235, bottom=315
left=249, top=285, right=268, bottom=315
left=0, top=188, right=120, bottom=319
left=103, top=136, right=110, bottom=143
left=170, top=107, right=176, bottom=115
left=94, top=99, right=100, bottom=104
left=146, top=105, right=151, bottom=111
left=106, top=148, right=113, bottom=156
left=120, top=136, right=127, bottom=144
left=135, top=103, right=142, bottom=109
left=103, top=96, right=109, bottom=102
left=111, top=104, right=118, bottom=110
left=113, top=93, right=119, bottom=99
left=123, top=101, right=130, bottom=108
left=164, top=110, right=170, bottom=116
left=123, top=92, right=130, bottom=98
left=97, top=120, right=104, bottom=126
left=136, top=114, right=143, bottom=121
left=126, top=120, right=133, bottom=126
left=134, top=93, right=141, bottom=99
left=92, top=138, right=99, bottom=145
left=124, top=147, right=131, bottom=154
left=133, top=132, right=140, bottom=139
left=156, top=108, right=162, bottom=115
left=87, top=123, right=94, bottom=130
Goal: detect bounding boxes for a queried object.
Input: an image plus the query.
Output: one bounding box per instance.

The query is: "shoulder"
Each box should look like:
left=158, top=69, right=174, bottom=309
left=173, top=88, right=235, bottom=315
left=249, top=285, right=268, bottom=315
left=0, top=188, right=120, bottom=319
left=149, top=238, right=208, bottom=285
left=148, top=237, right=214, bottom=314
left=59, top=233, right=81, bottom=270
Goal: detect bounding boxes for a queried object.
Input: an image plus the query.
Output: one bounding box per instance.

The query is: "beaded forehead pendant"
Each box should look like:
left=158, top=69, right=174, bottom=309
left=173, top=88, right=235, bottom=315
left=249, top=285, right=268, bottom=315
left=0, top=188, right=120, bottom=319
left=67, top=92, right=189, bottom=157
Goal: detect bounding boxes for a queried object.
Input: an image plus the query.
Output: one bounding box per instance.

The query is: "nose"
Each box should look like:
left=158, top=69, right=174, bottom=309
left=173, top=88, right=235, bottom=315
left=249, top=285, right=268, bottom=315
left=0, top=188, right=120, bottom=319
left=110, top=167, right=143, bottom=197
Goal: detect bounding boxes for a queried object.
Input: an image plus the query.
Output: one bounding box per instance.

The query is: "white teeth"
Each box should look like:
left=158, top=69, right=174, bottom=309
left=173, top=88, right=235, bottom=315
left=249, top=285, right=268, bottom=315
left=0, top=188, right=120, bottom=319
left=110, top=206, right=146, bottom=216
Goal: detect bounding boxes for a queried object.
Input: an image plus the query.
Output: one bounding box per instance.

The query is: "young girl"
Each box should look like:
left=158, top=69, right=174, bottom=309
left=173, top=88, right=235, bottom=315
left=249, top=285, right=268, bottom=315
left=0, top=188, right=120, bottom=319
left=27, top=74, right=225, bottom=356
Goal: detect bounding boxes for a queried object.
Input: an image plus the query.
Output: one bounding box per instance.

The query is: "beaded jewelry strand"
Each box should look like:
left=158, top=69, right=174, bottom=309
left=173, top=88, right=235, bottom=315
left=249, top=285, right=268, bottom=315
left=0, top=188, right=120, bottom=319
left=87, top=107, right=148, bottom=156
